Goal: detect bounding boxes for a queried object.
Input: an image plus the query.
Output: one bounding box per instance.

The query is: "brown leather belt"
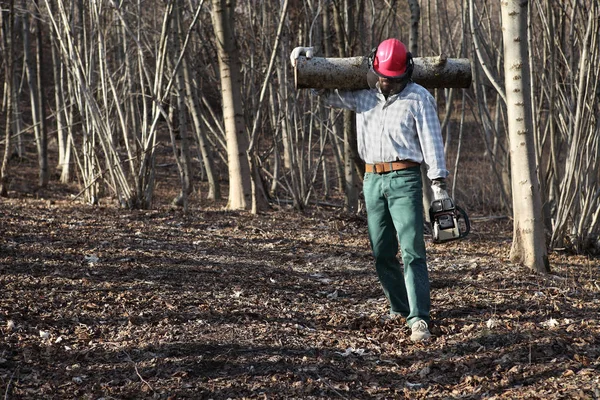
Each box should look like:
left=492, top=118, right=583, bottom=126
left=365, top=160, right=420, bottom=174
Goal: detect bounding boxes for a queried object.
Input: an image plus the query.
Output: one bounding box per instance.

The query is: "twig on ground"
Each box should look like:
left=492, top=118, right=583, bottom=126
left=465, top=281, right=574, bottom=294
left=4, top=366, right=19, bottom=400
left=317, top=374, right=349, bottom=399
left=123, top=351, right=154, bottom=393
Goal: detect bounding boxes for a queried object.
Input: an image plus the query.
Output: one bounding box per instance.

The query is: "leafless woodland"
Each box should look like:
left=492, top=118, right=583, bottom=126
left=0, top=0, right=598, bottom=251
left=1, top=1, right=600, bottom=398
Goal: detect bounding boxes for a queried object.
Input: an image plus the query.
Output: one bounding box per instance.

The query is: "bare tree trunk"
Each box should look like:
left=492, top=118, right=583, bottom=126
left=408, top=0, right=420, bottom=55
left=469, top=0, right=507, bottom=105
left=171, top=0, right=194, bottom=210
left=121, top=14, right=139, bottom=179
left=332, top=0, right=359, bottom=212
left=0, top=0, right=15, bottom=196
left=135, top=0, right=170, bottom=208
left=343, top=108, right=358, bottom=212
left=50, top=26, right=71, bottom=183
left=182, top=56, right=220, bottom=201
left=501, top=0, right=549, bottom=273
left=407, top=0, right=433, bottom=223
left=247, top=0, right=290, bottom=213
left=328, top=112, right=345, bottom=195
left=34, top=0, right=48, bottom=187
left=22, top=0, right=48, bottom=187
left=279, top=49, right=293, bottom=171
left=322, top=5, right=344, bottom=195
left=268, top=81, right=282, bottom=196
left=211, top=0, right=252, bottom=210
left=547, top=1, right=600, bottom=252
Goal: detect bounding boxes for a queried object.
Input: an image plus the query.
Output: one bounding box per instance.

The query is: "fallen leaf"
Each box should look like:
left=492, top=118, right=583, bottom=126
left=84, top=254, right=99, bottom=264
left=541, top=318, right=559, bottom=329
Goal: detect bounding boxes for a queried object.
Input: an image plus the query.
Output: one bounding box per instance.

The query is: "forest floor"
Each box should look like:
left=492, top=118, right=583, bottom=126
left=1, top=167, right=600, bottom=399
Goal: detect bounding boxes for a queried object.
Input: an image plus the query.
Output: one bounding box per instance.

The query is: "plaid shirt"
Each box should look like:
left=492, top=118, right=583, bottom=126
left=320, top=82, right=448, bottom=180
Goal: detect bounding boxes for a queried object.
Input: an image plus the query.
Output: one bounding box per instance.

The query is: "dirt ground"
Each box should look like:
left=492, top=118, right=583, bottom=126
left=1, top=186, right=599, bottom=400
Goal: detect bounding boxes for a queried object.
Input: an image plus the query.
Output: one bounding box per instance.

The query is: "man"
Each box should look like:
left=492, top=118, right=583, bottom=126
left=291, top=38, right=450, bottom=342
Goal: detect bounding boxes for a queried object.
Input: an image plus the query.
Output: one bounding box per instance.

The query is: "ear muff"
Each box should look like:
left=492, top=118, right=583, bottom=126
left=367, top=70, right=379, bottom=89
left=367, top=47, right=377, bottom=71
left=402, top=53, right=414, bottom=80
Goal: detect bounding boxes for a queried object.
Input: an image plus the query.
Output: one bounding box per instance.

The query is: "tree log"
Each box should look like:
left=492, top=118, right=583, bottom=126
left=294, top=55, right=472, bottom=90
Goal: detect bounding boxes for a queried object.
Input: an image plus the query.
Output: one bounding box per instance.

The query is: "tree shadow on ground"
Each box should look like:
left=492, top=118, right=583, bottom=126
left=2, top=202, right=599, bottom=399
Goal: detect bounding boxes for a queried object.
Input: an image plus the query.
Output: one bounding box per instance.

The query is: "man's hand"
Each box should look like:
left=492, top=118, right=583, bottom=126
left=431, top=179, right=450, bottom=201
left=290, top=46, right=314, bottom=67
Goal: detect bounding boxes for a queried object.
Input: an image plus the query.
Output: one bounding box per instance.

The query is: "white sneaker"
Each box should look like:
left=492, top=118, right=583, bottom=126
left=410, top=320, right=431, bottom=342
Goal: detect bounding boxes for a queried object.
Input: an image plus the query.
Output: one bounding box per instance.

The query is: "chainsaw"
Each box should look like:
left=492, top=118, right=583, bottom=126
left=429, top=198, right=470, bottom=243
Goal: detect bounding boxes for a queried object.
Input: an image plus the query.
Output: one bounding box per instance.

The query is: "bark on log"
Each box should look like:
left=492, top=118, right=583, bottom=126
left=294, top=55, right=472, bottom=90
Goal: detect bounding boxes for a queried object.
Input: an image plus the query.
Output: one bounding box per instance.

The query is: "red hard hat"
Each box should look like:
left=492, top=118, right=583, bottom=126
left=372, top=39, right=410, bottom=79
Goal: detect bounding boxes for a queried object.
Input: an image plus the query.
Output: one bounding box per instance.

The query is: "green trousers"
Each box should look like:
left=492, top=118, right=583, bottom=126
left=363, top=166, right=430, bottom=328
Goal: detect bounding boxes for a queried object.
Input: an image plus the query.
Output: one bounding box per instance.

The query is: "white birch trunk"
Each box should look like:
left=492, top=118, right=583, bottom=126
left=50, top=30, right=71, bottom=183
left=211, top=0, right=252, bottom=210
left=501, top=0, right=549, bottom=273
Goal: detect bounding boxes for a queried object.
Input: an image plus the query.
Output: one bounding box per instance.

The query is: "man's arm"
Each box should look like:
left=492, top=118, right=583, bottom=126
left=416, top=93, right=449, bottom=182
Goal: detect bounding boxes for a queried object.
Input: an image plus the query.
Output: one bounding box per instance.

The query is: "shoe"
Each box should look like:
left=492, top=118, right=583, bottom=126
left=410, top=320, right=431, bottom=342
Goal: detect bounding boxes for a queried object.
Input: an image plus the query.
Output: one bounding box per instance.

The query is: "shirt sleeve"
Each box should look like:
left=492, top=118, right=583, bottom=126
left=416, top=94, right=449, bottom=180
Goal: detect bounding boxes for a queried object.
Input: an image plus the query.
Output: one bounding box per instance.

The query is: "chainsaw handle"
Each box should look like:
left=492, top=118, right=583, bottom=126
left=456, top=205, right=470, bottom=239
